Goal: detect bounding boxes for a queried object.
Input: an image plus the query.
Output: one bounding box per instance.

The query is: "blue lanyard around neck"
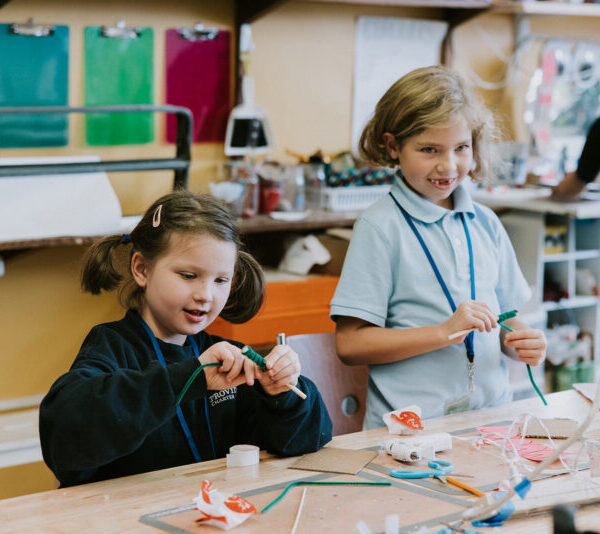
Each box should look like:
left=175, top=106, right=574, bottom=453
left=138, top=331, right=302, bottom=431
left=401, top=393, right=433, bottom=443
left=139, top=316, right=216, bottom=463
left=389, top=192, right=476, bottom=363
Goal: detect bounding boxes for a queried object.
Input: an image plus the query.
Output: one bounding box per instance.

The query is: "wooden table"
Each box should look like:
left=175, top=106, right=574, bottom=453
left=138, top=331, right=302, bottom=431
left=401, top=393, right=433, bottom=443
left=1, top=390, right=599, bottom=533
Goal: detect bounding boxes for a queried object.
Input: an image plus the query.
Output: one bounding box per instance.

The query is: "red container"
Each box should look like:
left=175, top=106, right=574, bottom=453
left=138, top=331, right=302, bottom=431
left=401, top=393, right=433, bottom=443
left=259, top=178, right=281, bottom=214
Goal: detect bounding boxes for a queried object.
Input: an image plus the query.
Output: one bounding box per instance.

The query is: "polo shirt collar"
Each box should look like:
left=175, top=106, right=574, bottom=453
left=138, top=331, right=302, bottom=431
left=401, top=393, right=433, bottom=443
left=390, top=172, right=475, bottom=223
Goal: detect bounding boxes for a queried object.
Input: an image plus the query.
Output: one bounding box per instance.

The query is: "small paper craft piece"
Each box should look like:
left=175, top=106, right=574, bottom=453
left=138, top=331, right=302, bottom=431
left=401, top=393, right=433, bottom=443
left=383, top=405, right=423, bottom=435
left=520, top=418, right=578, bottom=439
left=289, top=447, right=377, bottom=475
left=194, top=480, right=255, bottom=530
left=477, top=426, right=558, bottom=462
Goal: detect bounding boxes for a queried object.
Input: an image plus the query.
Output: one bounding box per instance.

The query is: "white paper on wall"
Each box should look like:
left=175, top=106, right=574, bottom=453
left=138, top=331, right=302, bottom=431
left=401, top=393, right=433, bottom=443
left=352, top=16, right=449, bottom=154
left=0, top=155, right=122, bottom=242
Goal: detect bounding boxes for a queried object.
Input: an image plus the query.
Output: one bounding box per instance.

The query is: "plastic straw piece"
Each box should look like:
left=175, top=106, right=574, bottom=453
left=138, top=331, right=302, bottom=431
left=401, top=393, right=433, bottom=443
left=290, top=487, right=306, bottom=534
left=261, top=480, right=391, bottom=514
left=445, top=476, right=485, bottom=497
left=175, top=362, right=222, bottom=406
left=356, top=520, right=372, bottom=534
left=356, top=520, right=373, bottom=534
left=384, top=514, right=399, bottom=534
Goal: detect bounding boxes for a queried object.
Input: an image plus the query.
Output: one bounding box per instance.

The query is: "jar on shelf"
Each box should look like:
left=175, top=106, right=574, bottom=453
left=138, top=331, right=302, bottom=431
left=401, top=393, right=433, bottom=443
left=225, top=159, right=259, bottom=217
left=302, top=162, right=327, bottom=209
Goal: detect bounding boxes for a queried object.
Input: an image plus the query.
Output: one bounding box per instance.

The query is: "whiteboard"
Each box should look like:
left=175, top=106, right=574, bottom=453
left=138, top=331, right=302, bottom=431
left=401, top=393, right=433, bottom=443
left=352, top=16, right=448, bottom=154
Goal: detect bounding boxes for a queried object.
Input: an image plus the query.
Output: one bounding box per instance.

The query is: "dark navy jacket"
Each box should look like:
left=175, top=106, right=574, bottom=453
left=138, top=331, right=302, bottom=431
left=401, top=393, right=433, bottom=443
left=40, top=310, right=332, bottom=487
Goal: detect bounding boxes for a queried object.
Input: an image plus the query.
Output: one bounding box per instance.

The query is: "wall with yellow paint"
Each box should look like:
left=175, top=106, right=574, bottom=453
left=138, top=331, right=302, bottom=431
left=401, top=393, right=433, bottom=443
left=0, top=0, right=235, bottom=499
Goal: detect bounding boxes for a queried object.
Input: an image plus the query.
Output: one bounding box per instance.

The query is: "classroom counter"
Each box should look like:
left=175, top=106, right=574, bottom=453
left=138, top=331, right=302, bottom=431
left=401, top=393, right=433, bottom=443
left=1, top=390, right=599, bottom=533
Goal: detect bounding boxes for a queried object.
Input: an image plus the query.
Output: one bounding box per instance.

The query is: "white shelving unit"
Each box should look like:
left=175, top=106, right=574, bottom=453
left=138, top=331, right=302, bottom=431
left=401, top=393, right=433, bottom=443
left=495, top=206, right=600, bottom=384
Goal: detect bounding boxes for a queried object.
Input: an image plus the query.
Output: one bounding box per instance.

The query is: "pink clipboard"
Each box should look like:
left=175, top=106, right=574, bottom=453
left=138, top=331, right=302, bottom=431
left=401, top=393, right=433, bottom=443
left=165, top=28, right=231, bottom=143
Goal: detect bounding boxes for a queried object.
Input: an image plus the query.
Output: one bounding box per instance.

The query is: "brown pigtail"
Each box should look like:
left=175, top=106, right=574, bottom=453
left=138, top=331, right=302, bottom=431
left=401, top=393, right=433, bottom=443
left=221, top=251, right=265, bottom=324
left=80, top=235, right=126, bottom=295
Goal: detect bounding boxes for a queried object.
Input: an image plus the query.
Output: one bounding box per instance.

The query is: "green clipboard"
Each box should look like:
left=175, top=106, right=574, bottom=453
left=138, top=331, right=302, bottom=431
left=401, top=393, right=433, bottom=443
left=84, top=25, right=154, bottom=145
left=0, top=23, right=69, bottom=148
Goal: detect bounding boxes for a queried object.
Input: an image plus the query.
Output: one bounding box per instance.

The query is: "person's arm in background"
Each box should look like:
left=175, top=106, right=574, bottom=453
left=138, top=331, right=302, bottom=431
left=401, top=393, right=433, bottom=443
left=552, top=118, right=600, bottom=201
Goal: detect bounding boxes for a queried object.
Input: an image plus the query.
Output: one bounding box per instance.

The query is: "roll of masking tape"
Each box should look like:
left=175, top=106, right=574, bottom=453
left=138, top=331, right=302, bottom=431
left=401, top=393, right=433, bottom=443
left=226, top=444, right=260, bottom=467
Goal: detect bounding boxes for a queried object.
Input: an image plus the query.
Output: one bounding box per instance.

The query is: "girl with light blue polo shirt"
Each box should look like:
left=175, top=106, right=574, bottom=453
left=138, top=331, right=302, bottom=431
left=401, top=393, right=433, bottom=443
left=330, top=66, right=547, bottom=429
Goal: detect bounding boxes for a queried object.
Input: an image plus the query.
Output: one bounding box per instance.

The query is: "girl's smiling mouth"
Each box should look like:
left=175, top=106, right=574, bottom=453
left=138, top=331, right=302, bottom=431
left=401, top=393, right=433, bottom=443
left=184, top=309, right=208, bottom=322
left=428, top=177, right=457, bottom=189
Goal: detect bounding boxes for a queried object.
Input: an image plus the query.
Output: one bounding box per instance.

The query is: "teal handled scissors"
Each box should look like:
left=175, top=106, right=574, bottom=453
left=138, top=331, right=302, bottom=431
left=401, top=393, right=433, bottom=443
left=390, top=459, right=453, bottom=483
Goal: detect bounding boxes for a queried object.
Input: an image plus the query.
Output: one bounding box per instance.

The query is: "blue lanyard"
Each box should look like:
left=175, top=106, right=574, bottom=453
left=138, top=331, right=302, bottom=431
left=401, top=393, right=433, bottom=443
left=139, top=317, right=216, bottom=462
left=389, top=192, right=476, bottom=364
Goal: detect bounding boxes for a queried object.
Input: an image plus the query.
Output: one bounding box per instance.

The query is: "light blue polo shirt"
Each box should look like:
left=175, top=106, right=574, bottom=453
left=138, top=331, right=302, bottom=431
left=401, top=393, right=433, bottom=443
left=330, top=176, right=531, bottom=429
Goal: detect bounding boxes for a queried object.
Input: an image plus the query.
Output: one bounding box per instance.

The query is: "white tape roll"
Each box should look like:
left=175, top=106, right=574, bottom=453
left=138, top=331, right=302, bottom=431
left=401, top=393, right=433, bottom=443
left=226, top=444, right=260, bottom=467
left=389, top=443, right=422, bottom=463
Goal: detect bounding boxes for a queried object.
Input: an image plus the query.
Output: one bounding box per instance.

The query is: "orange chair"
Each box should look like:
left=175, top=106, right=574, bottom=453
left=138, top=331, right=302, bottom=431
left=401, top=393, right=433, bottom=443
left=286, top=332, right=368, bottom=436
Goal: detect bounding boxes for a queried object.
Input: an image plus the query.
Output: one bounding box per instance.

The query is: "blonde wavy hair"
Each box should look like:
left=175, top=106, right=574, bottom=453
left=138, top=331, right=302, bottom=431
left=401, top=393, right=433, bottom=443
left=359, top=65, right=497, bottom=181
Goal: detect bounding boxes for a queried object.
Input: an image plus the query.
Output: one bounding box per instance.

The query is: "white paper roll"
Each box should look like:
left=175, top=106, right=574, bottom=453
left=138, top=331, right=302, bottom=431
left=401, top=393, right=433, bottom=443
left=226, top=444, right=260, bottom=467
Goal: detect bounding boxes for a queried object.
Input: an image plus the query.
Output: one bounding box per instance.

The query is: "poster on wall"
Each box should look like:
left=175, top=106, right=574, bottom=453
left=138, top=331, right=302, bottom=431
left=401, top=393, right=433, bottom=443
left=351, top=16, right=448, bottom=154
left=0, top=22, right=69, bottom=148
left=84, top=24, right=154, bottom=146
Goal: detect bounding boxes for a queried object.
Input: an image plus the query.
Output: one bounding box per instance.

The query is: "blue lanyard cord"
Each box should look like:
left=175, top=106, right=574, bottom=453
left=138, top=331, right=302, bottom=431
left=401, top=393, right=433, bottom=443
left=188, top=336, right=218, bottom=459
left=389, top=193, right=475, bottom=362
left=139, top=318, right=208, bottom=463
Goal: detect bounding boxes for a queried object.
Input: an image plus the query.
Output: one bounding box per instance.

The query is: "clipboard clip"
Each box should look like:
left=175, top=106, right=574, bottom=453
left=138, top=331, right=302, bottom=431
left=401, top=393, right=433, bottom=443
left=100, top=20, right=141, bottom=39
left=177, top=24, right=219, bottom=41
left=9, top=18, right=55, bottom=37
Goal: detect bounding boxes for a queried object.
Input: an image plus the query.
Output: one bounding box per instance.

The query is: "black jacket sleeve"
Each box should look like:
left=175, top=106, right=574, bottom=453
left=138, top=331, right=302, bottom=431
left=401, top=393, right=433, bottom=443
left=39, top=326, right=207, bottom=475
left=576, top=117, right=600, bottom=183
left=235, top=376, right=332, bottom=457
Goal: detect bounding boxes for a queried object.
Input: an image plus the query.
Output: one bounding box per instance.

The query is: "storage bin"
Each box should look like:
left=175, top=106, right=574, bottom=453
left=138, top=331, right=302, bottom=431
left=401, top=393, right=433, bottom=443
left=206, top=275, right=339, bottom=346
left=324, top=185, right=391, bottom=211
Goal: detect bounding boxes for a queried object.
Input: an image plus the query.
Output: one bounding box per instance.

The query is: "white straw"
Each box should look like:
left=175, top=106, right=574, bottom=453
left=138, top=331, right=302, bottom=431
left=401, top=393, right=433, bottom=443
left=290, top=487, right=307, bottom=534
left=448, top=327, right=477, bottom=340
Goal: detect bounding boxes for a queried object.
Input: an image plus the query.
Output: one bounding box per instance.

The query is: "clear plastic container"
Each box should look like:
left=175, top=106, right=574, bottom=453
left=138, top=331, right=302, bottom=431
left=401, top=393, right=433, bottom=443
left=226, top=160, right=258, bottom=217
left=302, top=162, right=326, bottom=209
left=280, top=165, right=306, bottom=212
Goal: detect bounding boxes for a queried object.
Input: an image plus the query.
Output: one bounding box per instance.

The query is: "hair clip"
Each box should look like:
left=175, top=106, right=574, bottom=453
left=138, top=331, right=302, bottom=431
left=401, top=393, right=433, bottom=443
left=121, top=233, right=132, bottom=244
left=152, top=204, right=162, bottom=228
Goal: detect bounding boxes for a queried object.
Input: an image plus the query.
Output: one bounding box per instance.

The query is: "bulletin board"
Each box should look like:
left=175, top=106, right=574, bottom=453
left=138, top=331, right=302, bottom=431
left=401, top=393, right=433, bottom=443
left=0, top=23, right=69, bottom=148
left=84, top=25, right=154, bottom=145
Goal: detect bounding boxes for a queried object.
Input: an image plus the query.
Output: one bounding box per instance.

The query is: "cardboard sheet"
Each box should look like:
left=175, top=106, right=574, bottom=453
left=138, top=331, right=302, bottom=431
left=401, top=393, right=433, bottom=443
left=289, top=447, right=377, bottom=475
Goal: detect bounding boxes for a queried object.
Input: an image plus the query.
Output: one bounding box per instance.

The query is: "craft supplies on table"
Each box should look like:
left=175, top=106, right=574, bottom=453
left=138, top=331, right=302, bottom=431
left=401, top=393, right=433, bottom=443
left=226, top=445, right=260, bottom=468
left=6, top=390, right=600, bottom=533
left=383, top=432, right=452, bottom=463
left=382, top=405, right=424, bottom=434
